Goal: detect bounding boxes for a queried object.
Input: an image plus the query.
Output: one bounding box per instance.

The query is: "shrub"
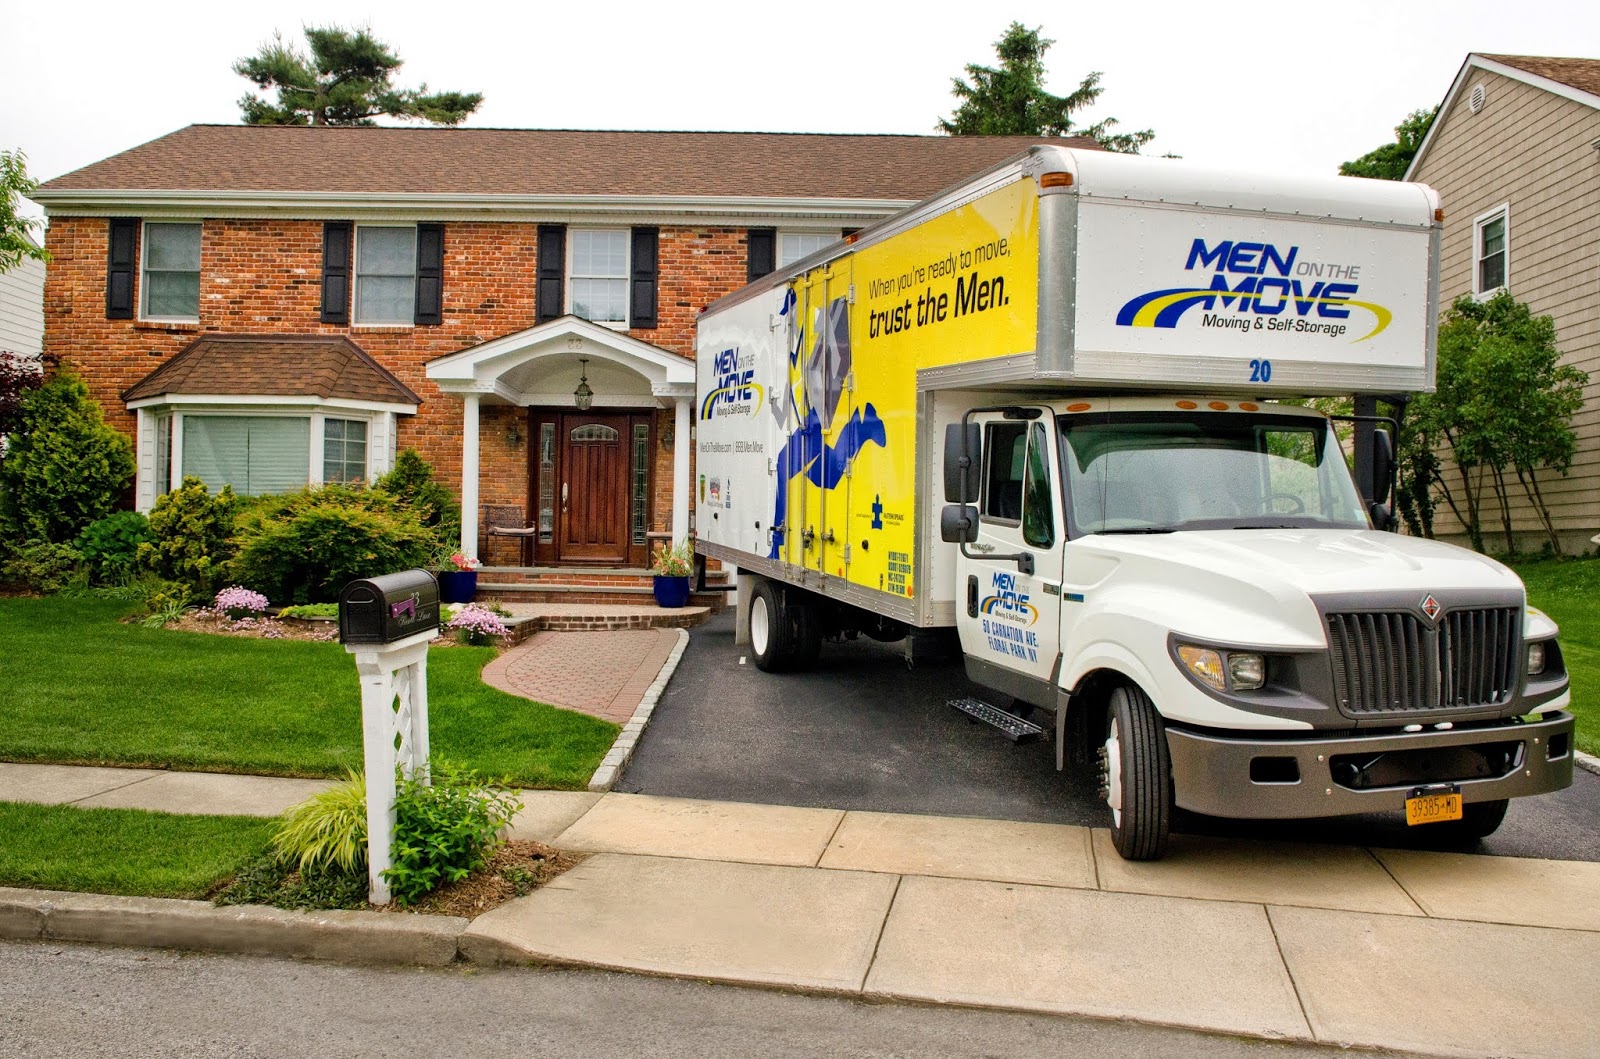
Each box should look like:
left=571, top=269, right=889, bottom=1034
left=278, top=602, right=338, bottom=619
left=1, top=540, right=84, bottom=593
left=139, top=478, right=241, bottom=597
left=214, top=851, right=368, bottom=912
left=0, top=371, right=134, bottom=543
left=445, top=603, right=509, bottom=646
left=274, top=771, right=368, bottom=875
left=76, top=510, right=151, bottom=585
left=383, top=761, right=520, bottom=907
left=377, top=449, right=461, bottom=545
left=211, top=585, right=269, bottom=619
left=229, top=484, right=437, bottom=604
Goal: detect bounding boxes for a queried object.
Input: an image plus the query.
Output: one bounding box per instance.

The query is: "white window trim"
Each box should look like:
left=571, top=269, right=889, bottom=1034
left=777, top=230, right=841, bottom=270
left=1472, top=203, right=1510, bottom=299
left=138, top=220, right=203, bottom=324
left=566, top=228, right=630, bottom=330
left=131, top=399, right=405, bottom=512
left=353, top=224, right=418, bottom=327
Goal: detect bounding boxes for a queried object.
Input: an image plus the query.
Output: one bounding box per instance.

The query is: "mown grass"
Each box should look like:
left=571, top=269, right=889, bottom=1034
left=1511, top=555, right=1599, bottom=755
left=0, top=596, right=617, bottom=788
left=0, top=801, right=275, bottom=898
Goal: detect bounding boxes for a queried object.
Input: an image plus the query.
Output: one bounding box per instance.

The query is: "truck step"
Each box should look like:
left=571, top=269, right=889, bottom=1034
left=948, top=697, right=1043, bottom=744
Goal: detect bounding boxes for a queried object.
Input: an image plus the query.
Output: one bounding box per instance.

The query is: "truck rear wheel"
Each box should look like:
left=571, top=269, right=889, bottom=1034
left=749, top=580, right=809, bottom=673
left=1103, top=684, right=1173, bottom=861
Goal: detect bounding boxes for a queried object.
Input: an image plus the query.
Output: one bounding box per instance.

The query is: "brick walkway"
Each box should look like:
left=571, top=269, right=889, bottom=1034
left=481, top=628, right=681, bottom=724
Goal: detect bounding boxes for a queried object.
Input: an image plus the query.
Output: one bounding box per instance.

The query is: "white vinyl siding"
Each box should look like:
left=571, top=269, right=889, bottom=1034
left=355, top=226, right=417, bottom=324
left=141, top=223, right=201, bottom=321
left=568, top=230, right=629, bottom=325
left=182, top=416, right=310, bottom=496
left=0, top=254, right=45, bottom=357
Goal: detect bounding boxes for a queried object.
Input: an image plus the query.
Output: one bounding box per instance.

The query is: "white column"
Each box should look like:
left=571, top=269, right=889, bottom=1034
left=672, top=395, right=691, bottom=544
left=460, top=394, right=480, bottom=560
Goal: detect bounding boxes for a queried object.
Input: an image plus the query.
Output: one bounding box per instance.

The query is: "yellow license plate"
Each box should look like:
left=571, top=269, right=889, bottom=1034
left=1405, top=790, right=1463, bottom=826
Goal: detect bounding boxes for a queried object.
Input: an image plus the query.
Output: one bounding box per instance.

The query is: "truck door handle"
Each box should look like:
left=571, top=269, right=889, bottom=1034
left=822, top=530, right=836, bottom=544
left=967, top=575, right=979, bottom=618
left=801, top=527, right=816, bottom=549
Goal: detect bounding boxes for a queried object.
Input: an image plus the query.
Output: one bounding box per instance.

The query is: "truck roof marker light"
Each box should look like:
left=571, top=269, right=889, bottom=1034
left=845, top=232, right=860, bottom=244
left=1434, top=208, right=1445, bottom=223
left=1176, top=400, right=1198, bottom=410
left=1066, top=402, right=1092, bottom=412
left=1040, top=172, right=1073, bottom=188
left=1208, top=401, right=1229, bottom=411
left=1239, top=402, right=1260, bottom=411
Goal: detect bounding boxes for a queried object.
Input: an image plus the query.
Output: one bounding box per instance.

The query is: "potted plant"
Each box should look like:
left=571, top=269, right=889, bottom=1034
left=437, top=551, right=480, bottom=604
left=650, top=539, right=694, bottom=609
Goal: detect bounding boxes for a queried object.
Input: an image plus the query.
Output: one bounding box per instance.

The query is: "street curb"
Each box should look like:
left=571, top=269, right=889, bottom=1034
left=0, top=886, right=467, bottom=966
left=586, top=628, right=690, bottom=792
left=1577, top=750, right=1600, bottom=777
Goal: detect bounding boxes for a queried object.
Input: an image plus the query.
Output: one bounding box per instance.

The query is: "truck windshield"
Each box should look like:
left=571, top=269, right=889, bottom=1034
left=1059, top=412, right=1369, bottom=536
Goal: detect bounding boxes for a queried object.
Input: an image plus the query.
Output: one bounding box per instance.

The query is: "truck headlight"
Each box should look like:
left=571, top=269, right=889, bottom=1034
left=1178, top=645, right=1266, bottom=692
left=1227, top=652, right=1266, bottom=690
left=1527, top=642, right=1546, bottom=676
left=1178, top=646, right=1226, bottom=690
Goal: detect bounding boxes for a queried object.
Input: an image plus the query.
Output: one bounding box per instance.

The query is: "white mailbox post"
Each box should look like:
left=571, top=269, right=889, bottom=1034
left=339, top=571, right=441, bottom=905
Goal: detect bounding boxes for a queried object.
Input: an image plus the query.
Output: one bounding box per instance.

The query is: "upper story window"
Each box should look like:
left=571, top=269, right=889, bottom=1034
left=141, top=223, right=201, bottom=321
left=779, top=232, right=835, bottom=268
left=1474, top=206, right=1509, bottom=296
left=355, top=226, right=417, bottom=324
left=569, top=230, right=629, bottom=326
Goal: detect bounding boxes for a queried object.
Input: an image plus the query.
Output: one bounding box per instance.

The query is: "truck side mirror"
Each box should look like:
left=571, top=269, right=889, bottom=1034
left=1372, top=429, right=1395, bottom=507
left=943, top=423, right=982, bottom=503
left=940, top=504, right=979, bottom=543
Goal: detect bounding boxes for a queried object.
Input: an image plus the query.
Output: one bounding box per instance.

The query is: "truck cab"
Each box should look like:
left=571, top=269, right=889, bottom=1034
left=947, top=398, right=1574, bottom=858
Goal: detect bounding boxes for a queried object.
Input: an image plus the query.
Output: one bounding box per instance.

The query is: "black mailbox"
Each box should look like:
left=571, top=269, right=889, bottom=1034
left=339, top=570, right=441, bottom=645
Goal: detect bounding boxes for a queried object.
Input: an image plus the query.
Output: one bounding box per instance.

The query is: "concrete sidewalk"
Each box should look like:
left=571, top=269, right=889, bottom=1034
left=5, top=763, right=1598, bottom=1058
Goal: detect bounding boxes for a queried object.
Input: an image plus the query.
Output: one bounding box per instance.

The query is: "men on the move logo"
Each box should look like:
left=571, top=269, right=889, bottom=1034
left=1115, top=238, right=1393, bottom=342
left=700, top=346, right=763, bottom=420
left=980, top=571, right=1040, bottom=663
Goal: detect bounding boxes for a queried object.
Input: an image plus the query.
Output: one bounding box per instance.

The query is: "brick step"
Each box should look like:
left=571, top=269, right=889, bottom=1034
left=479, top=567, right=732, bottom=590
left=477, top=583, right=728, bottom=612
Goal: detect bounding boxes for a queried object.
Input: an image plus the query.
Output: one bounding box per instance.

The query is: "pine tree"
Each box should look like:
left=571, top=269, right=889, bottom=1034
left=235, top=25, right=483, bottom=127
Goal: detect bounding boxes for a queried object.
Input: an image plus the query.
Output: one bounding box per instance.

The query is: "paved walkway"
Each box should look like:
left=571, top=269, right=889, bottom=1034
left=7, top=762, right=1599, bottom=1057
left=482, top=628, right=681, bottom=723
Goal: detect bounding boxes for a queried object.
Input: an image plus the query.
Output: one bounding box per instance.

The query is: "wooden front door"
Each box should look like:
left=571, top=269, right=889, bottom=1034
left=559, top=414, right=631, bottom=563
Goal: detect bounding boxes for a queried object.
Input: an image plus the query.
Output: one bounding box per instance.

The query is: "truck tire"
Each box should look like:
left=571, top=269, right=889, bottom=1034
left=1436, top=798, right=1510, bottom=842
left=1104, top=684, right=1173, bottom=861
left=749, top=580, right=798, bottom=672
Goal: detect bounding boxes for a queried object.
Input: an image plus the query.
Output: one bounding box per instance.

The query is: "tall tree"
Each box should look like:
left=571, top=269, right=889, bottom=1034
left=235, top=25, right=483, bottom=127
left=1339, top=107, right=1437, bottom=180
left=1, top=150, right=49, bottom=274
left=938, top=23, right=1155, bottom=154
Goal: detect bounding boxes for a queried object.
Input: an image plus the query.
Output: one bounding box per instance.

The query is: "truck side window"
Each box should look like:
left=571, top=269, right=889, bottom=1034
left=981, top=423, right=1027, bottom=523
left=1022, top=421, right=1055, bottom=548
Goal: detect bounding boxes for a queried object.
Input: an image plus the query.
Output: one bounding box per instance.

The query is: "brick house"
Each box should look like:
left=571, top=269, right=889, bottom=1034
left=1405, top=54, right=1600, bottom=550
left=31, top=125, right=1088, bottom=576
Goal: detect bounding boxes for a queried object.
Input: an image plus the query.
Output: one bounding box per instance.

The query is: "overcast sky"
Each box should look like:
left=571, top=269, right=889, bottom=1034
left=7, top=0, right=1600, bottom=225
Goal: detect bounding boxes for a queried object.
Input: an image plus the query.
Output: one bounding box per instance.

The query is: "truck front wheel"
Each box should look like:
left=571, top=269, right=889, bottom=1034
left=1103, top=684, right=1173, bottom=860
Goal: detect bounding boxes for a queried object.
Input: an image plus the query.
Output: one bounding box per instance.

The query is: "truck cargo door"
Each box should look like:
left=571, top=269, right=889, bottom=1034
left=955, top=413, right=1064, bottom=691
left=794, top=262, right=854, bottom=577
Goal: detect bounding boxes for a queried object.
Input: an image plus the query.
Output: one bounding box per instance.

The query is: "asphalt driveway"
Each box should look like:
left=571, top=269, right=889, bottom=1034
left=621, top=611, right=1600, bottom=862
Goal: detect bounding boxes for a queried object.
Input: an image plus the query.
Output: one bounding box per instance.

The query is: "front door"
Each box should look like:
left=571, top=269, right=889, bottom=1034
left=559, top=413, right=631, bottom=563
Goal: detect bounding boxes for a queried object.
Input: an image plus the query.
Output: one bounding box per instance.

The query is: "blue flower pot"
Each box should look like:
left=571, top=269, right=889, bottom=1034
left=652, top=574, right=691, bottom=609
left=438, top=569, right=478, bottom=604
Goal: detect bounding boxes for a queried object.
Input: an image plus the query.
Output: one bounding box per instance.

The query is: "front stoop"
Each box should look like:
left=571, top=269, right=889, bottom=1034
left=495, top=604, right=711, bottom=634
left=476, top=566, right=730, bottom=613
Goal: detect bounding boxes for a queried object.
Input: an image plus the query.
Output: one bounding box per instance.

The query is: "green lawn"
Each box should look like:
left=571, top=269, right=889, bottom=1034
left=0, top=596, right=617, bottom=788
left=1513, top=556, right=1599, bottom=756
left=0, top=801, right=274, bottom=898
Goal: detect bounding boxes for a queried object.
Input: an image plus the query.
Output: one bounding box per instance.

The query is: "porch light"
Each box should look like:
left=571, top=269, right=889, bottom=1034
left=573, top=358, right=594, bottom=411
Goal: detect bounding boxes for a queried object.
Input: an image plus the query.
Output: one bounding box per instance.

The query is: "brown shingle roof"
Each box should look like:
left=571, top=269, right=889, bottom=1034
left=121, top=334, right=420, bottom=406
left=1480, top=54, right=1600, bottom=98
left=39, top=125, right=1099, bottom=200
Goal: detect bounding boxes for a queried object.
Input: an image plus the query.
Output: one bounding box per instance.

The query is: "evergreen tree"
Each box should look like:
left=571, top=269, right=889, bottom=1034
left=938, top=23, right=1155, bottom=154
left=235, top=25, right=483, bottom=127
left=1, top=150, right=49, bottom=274
left=0, top=371, right=134, bottom=544
left=1339, top=108, right=1437, bottom=180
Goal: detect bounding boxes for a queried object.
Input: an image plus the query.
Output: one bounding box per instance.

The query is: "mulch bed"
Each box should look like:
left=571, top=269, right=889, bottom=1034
left=162, top=612, right=339, bottom=642
left=396, top=839, right=584, bottom=918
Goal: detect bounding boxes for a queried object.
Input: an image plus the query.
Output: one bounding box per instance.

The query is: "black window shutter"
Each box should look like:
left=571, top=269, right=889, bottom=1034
left=415, top=223, right=444, bottom=326
left=537, top=225, right=566, bottom=322
left=747, top=227, right=775, bottom=281
left=629, top=226, right=659, bottom=329
left=105, top=217, right=138, bottom=319
left=320, top=222, right=353, bottom=325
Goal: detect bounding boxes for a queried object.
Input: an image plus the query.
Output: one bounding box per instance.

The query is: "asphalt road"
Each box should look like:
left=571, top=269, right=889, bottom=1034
left=0, top=940, right=1425, bottom=1059
left=622, top=611, right=1600, bottom=862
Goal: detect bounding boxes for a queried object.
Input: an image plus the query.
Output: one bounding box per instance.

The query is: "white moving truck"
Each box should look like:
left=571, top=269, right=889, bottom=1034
left=693, top=146, right=1575, bottom=859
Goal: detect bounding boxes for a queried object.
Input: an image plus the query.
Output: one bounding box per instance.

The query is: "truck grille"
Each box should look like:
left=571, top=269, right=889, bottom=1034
left=1326, top=607, right=1519, bottom=715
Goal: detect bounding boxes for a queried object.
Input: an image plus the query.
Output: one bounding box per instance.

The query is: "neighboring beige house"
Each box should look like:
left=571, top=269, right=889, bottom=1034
left=1407, top=53, right=1600, bottom=552
left=0, top=232, right=45, bottom=357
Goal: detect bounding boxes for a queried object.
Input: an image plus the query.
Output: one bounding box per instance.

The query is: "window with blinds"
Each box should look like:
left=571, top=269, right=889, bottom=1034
left=181, top=416, right=310, bottom=496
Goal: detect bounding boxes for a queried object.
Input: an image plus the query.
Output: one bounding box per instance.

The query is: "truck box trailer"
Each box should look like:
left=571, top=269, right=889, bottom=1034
left=692, top=146, right=1574, bottom=859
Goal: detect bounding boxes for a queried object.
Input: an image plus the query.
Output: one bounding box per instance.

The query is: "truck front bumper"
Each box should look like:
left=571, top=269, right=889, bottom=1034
left=1166, top=712, right=1576, bottom=820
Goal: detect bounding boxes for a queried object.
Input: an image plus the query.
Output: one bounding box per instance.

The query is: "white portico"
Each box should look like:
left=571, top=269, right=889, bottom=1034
left=427, top=316, right=695, bottom=565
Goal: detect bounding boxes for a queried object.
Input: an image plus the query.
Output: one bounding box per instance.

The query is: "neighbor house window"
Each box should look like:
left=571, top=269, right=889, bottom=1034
left=355, top=226, right=417, bottom=324
left=181, top=416, right=310, bottom=496
left=1475, top=207, right=1508, bottom=296
left=778, top=232, right=835, bottom=268
left=322, top=418, right=369, bottom=483
left=568, top=229, right=629, bottom=325
left=141, top=223, right=201, bottom=321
